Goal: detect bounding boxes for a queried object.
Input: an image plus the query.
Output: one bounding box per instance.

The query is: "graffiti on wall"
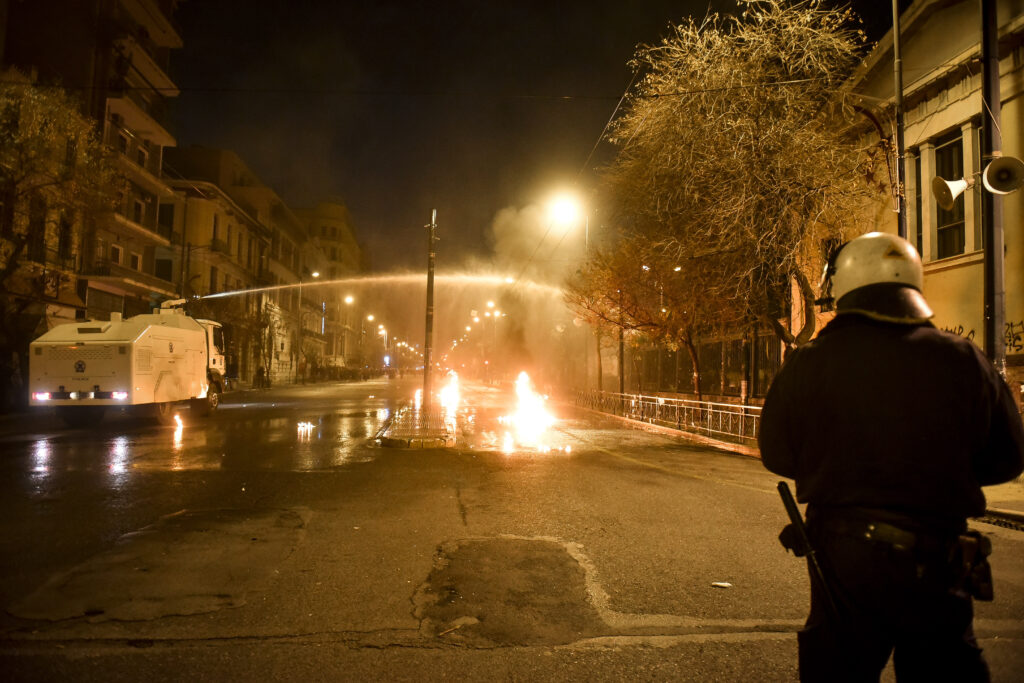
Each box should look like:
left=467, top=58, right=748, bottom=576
left=942, top=321, right=1024, bottom=353
left=1008, top=321, right=1024, bottom=353
left=942, top=324, right=976, bottom=342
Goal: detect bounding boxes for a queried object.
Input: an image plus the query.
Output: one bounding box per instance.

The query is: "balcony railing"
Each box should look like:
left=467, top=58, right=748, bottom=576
left=87, top=259, right=175, bottom=293
left=575, top=389, right=761, bottom=446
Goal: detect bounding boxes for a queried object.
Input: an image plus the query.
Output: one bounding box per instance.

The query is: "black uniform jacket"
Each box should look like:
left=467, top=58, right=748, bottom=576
left=759, top=313, right=1024, bottom=526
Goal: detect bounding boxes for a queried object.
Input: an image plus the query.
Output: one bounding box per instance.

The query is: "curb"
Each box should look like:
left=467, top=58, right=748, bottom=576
left=379, top=435, right=456, bottom=449
left=984, top=507, right=1024, bottom=525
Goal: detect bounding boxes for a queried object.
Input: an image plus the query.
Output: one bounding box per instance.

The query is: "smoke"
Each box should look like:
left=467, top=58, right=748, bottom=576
left=489, top=204, right=585, bottom=288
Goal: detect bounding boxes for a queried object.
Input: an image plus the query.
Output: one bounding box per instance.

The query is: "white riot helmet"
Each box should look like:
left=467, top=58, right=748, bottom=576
left=820, top=232, right=933, bottom=324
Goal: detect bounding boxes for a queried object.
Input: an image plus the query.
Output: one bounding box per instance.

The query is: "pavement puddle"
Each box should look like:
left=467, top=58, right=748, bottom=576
left=10, top=508, right=310, bottom=622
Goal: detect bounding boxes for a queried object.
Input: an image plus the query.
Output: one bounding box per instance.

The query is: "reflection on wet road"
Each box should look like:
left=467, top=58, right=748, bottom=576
left=3, top=379, right=413, bottom=483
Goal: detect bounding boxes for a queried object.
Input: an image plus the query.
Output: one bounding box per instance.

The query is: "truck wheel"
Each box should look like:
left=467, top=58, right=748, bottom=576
left=190, top=384, right=220, bottom=417
left=57, top=406, right=106, bottom=429
left=150, top=401, right=177, bottom=425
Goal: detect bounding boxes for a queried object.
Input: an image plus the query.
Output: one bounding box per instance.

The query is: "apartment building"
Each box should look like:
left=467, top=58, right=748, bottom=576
left=848, top=0, right=1024, bottom=400
left=294, top=202, right=363, bottom=370
left=2, top=0, right=184, bottom=320
left=164, top=146, right=331, bottom=384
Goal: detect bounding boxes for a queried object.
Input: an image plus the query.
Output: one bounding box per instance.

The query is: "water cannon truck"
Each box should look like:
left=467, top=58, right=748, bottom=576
left=28, top=299, right=227, bottom=428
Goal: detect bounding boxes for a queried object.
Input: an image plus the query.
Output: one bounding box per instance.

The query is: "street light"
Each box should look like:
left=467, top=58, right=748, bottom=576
left=296, top=271, right=320, bottom=382
left=547, top=191, right=588, bottom=250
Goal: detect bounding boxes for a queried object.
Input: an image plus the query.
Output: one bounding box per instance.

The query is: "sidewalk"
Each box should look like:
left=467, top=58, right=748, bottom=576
left=984, top=477, right=1024, bottom=523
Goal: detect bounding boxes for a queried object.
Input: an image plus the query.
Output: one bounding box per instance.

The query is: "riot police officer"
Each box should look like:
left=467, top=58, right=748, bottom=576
left=759, top=232, right=1024, bottom=682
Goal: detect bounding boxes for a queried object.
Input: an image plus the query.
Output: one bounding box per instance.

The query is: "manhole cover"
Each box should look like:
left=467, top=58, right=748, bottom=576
left=413, top=537, right=606, bottom=646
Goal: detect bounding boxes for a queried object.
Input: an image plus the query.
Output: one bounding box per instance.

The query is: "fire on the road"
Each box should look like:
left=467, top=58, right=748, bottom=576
left=439, top=371, right=460, bottom=416
left=499, top=371, right=564, bottom=453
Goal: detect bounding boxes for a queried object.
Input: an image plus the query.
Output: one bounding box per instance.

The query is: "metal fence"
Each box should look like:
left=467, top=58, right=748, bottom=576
left=575, top=390, right=762, bottom=445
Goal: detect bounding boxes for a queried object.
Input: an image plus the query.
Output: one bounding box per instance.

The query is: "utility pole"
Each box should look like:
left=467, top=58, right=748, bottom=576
left=892, top=0, right=908, bottom=240
left=981, top=0, right=1006, bottom=375
left=422, top=210, right=437, bottom=411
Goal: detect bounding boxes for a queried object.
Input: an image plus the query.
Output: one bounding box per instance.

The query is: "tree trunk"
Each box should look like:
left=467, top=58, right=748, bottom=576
left=764, top=269, right=819, bottom=355
left=682, top=336, right=702, bottom=404
left=595, top=328, right=603, bottom=392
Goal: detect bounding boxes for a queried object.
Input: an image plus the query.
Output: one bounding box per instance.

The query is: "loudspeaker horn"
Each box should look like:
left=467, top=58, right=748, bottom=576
left=982, top=155, right=1024, bottom=195
left=931, top=176, right=971, bottom=211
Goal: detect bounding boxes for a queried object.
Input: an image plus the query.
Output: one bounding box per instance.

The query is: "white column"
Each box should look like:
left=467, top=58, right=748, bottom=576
left=919, top=142, right=937, bottom=262
left=961, top=122, right=980, bottom=253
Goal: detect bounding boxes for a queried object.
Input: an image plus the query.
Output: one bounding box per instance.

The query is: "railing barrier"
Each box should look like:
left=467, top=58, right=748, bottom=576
left=574, top=390, right=761, bottom=445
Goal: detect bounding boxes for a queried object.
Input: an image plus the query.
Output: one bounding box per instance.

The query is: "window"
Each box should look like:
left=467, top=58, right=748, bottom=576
left=212, top=213, right=220, bottom=240
left=130, top=252, right=142, bottom=271
left=65, top=138, right=78, bottom=171
left=27, top=195, right=47, bottom=262
left=934, top=131, right=965, bottom=259
left=117, top=131, right=129, bottom=154
left=132, top=198, right=145, bottom=225
left=0, top=187, right=13, bottom=235
left=155, top=258, right=173, bottom=281
left=57, top=214, right=73, bottom=261
left=209, top=265, right=218, bottom=294
left=136, top=145, right=148, bottom=169
left=157, top=203, right=174, bottom=240
left=110, top=244, right=123, bottom=265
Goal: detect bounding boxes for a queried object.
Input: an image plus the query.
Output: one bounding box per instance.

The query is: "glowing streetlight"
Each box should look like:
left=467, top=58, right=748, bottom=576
left=547, top=191, right=589, bottom=250
left=487, top=301, right=495, bottom=308
left=367, top=314, right=374, bottom=321
left=548, top=193, right=582, bottom=226
left=345, top=295, right=354, bottom=304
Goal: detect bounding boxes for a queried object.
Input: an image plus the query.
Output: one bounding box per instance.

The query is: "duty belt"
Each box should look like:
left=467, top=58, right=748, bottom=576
left=815, top=517, right=953, bottom=554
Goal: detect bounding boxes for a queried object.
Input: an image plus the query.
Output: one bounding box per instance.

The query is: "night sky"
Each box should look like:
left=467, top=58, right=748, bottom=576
left=169, top=1, right=896, bottom=275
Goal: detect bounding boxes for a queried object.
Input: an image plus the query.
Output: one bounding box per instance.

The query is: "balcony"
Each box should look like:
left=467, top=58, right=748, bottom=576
left=103, top=211, right=171, bottom=248
left=106, top=92, right=174, bottom=148
left=85, top=259, right=177, bottom=298
left=120, top=0, right=183, bottom=49
left=114, top=36, right=179, bottom=96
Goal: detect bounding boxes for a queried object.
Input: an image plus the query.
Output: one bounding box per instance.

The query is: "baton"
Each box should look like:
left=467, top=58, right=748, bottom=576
left=777, top=481, right=841, bottom=620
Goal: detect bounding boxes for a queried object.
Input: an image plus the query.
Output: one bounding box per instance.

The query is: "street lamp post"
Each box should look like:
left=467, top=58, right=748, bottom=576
left=344, top=295, right=354, bottom=366
left=296, top=271, right=319, bottom=382
left=548, top=192, right=593, bottom=389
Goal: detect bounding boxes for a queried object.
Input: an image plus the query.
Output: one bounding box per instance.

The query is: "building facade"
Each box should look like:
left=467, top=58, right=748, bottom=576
left=294, top=202, right=363, bottom=372
left=3, top=0, right=184, bottom=320
left=849, top=0, right=1024, bottom=403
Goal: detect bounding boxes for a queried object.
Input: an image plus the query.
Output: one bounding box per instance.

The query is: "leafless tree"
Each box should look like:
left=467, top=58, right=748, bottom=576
left=600, top=0, right=878, bottom=351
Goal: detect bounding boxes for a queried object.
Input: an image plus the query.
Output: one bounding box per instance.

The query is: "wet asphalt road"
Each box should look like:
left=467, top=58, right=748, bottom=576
left=0, top=378, right=1022, bottom=682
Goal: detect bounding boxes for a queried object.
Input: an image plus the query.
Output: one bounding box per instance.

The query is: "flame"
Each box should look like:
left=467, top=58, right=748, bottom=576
left=500, top=371, right=555, bottom=452
left=173, top=414, right=184, bottom=450
left=439, top=371, right=460, bottom=417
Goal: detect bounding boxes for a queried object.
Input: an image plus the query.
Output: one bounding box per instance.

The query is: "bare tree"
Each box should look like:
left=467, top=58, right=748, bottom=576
left=566, top=231, right=746, bottom=400
left=601, top=0, right=878, bottom=350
